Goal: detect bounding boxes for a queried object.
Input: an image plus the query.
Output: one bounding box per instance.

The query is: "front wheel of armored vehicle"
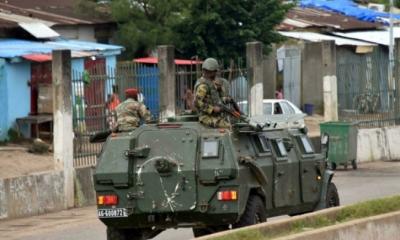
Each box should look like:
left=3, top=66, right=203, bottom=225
left=326, top=182, right=340, bottom=208
left=234, top=195, right=266, bottom=228
left=107, top=227, right=143, bottom=240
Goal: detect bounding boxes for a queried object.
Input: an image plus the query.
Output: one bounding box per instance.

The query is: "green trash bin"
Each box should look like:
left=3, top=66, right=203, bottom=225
left=320, top=121, right=358, bottom=170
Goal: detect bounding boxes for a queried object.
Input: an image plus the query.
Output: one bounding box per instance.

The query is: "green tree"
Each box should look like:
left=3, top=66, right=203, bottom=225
left=174, top=0, right=291, bottom=61
left=110, top=0, right=189, bottom=58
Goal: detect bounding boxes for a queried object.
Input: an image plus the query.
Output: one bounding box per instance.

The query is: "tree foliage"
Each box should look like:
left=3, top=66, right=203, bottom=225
left=110, top=0, right=189, bottom=58
left=79, top=0, right=291, bottom=60
left=174, top=0, right=291, bottom=61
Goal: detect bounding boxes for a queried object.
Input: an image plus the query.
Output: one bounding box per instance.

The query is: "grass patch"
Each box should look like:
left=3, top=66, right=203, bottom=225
left=210, top=195, right=400, bottom=240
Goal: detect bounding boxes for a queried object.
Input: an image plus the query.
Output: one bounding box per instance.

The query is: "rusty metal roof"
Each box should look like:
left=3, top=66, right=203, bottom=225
left=0, top=0, right=112, bottom=28
left=278, top=7, right=381, bottom=31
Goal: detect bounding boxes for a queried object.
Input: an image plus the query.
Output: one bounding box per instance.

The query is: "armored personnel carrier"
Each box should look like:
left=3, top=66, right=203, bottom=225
left=93, top=115, right=339, bottom=240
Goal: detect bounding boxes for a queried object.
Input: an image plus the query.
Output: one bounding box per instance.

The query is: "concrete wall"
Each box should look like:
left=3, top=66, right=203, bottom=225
left=357, top=126, right=400, bottom=162
left=301, top=42, right=324, bottom=113
left=0, top=171, right=65, bottom=219
left=53, top=25, right=96, bottom=42
left=0, top=166, right=95, bottom=220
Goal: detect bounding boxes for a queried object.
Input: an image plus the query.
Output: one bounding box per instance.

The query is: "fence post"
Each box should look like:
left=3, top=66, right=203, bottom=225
left=52, top=50, right=74, bottom=208
left=263, top=44, right=276, bottom=99
left=322, top=40, right=338, bottom=121
left=246, top=42, right=264, bottom=116
left=395, top=38, right=400, bottom=124
left=158, top=45, right=176, bottom=121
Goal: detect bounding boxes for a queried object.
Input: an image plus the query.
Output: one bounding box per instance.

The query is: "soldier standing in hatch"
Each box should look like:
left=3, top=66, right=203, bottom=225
left=116, top=88, right=151, bottom=131
left=194, top=58, right=231, bottom=128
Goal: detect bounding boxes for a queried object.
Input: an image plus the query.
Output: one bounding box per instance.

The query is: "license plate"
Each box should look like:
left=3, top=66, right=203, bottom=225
left=98, top=208, right=128, bottom=218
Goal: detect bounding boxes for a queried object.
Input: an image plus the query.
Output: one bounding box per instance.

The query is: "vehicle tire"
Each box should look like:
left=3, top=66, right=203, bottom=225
left=107, top=227, right=143, bottom=240
left=234, top=195, right=266, bottom=228
left=330, top=162, right=337, bottom=171
left=326, top=182, right=340, bottom=208
left=351, top=159, right=358, bottom=170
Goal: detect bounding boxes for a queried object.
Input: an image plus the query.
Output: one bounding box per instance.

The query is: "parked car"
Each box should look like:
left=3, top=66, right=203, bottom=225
left=237, top=99, right=306, bottom=129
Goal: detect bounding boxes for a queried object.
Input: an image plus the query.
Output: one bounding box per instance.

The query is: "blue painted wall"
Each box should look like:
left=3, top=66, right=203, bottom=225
left=0, top=59, right=7, bottom=140
left=3, top=61, right=31, bottom=139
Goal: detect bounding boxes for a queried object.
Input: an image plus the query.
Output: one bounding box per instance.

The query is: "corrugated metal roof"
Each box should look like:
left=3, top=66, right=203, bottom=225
left=278, top=7, right=381, bottom=31
left=0, top=1, right=110, bottom=27
left=18, top=22, right=60, bottom=38
left=0, top=39, right=123, bottom=58
left=332, top=28, right=400, bottom=46
left=279, top=31, right=377, bottom=46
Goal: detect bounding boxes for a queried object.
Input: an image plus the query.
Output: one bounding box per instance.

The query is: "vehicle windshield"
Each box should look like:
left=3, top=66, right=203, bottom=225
left=237, top=102, right=272, bottom=115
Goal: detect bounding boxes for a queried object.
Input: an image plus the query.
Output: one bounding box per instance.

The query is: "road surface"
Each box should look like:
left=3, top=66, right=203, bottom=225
left=1, top=161, right=400, bottom=240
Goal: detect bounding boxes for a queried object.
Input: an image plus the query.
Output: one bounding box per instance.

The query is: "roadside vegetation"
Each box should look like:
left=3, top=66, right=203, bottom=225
left=210, top=195, right=400, bottom=240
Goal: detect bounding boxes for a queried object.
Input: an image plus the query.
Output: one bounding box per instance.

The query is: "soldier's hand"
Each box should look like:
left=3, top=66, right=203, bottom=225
left=213, top=106, right=221, bottom=113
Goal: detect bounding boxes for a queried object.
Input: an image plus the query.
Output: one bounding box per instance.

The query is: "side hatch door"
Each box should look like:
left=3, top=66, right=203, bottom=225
left=294, top=134, right=321, bottom=203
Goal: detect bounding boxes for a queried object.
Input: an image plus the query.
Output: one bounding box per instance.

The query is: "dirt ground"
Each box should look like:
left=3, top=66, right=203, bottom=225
left=0, top=145, right=54, bottom=179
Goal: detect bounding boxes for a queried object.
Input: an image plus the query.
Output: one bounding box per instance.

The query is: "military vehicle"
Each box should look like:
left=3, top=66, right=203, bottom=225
left=93, top=115, right=339, bottom=240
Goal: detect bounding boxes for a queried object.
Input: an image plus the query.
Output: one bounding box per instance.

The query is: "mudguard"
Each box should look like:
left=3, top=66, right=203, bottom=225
left=315, top=169, right=334, bottom=210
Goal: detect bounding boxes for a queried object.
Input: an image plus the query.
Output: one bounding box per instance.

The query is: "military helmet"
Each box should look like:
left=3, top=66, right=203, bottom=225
left=202, top=58, right=219, bottom=71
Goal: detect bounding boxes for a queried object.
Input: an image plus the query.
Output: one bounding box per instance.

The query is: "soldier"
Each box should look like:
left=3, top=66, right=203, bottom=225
left=116, top=88, right=151, bottom=131
left=194, top=58, right=231, bottom=128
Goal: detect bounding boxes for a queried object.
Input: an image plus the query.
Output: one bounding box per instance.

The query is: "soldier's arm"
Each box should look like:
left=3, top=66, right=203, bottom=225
left=195, top=84, right=215, bottom=114
left=138, top=103, right=152, bottom=122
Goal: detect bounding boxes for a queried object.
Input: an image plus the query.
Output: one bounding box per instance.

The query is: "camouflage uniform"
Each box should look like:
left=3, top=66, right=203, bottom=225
left=116, top=98, right=151, bottom=131
left=194, top=77, right=231, bottom=128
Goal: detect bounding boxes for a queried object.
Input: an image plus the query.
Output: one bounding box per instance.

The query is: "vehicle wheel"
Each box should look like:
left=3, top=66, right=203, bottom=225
left=107, top=227, right=143, bottom=240
left=326, top=182, right=340, bottom=208
left=192, top=225, right=229, bottom=238
left=330, top=162, right=337, bottom=170
left=234, top=195, right=266, bottom=228
left=352, top=160, right=358, bottom=170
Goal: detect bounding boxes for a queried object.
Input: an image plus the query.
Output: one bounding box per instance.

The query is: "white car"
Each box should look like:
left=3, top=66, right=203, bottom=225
left=237, top=99, right=306, bottom=129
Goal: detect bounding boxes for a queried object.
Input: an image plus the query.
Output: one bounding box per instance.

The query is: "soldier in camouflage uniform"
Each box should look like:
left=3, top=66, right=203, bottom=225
left=116, top=88, right=151, bottom=131
left=194, top=58, right=231, bottom=128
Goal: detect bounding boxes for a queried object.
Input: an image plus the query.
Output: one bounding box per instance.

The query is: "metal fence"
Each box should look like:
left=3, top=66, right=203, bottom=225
left=72, top=62, right=159, bottom=168
left=336, top=47, right=398, bottom=128
left=175, top=58, right=248, bottom=113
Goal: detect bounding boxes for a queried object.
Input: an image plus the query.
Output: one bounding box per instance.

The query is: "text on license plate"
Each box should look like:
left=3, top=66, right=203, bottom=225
left=98, top=208, right=128, bottom=218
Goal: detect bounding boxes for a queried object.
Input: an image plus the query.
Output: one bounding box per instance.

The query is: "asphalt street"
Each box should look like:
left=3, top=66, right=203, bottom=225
left=1, top=161, right=400, bottom=240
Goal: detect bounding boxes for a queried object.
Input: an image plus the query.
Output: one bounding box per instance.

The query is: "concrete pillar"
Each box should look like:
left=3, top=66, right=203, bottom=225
left=301, top=42, right=324, bottom=113
left=323, top=76, right=338, bottom=121
left=321, top=41, right=338, bottom=121
left=394, top=38, right=400, bottom=124
left=52, top=50, right=74, bottom=208
left=158, top=45, right=176, bottom=121
left=263, top=45, right=277, bottom=99
left=246, top=42, right=264, bottom=116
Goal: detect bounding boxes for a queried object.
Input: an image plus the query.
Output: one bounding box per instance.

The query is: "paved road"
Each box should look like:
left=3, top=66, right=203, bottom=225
left=1, top=161, right=400, bottom=240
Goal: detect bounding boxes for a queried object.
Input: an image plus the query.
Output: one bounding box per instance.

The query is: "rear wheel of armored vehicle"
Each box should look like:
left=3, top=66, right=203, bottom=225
left=107, top=227, right=143, bottom=240
left=234, top=195, right=266, bottom=228
left=326, top=182, right=340, bottom=208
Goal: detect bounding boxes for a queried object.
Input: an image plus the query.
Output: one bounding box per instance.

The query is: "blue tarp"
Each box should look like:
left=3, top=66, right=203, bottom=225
left=0, top=38, right=123, bottom=58
left=300, top=0, right=400, bottom=23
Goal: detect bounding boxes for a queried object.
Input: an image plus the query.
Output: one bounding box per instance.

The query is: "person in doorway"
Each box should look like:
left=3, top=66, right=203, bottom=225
left=106, top=85, right=121, bottom=130
left=194, top=58, right=230, bottom=128
left=275, top=85, right=283, bottom=99
left=116, top=88, right=151, bottom=131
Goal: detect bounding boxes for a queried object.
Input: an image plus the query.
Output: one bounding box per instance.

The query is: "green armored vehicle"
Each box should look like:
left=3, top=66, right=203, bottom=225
left=93, top=115, right=339, bottom=240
